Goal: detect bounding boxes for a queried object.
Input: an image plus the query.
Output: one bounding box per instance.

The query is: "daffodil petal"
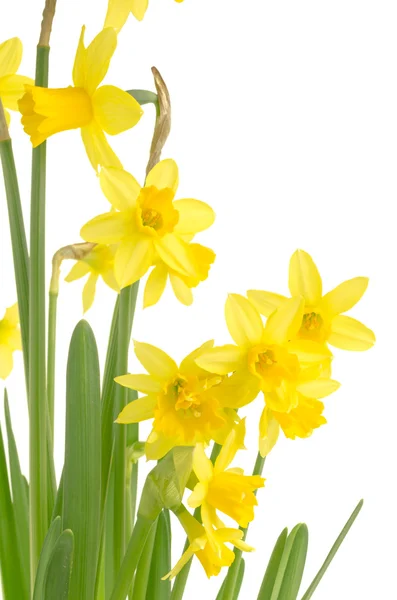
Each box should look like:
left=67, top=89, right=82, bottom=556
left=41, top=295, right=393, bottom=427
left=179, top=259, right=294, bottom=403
left=84, top=28, right=118, bottom=95
left=82, top=273, right=98, bottom=313
left=289, top=249, right=322, bottom=304
left=65, top=261, right=91, bottom=282
left=225, top=294, right=263, bottom=348
left=93, top=85, right=143, bottom=135
left=297, top=378, right=340, bottom=398
left=81, top=212, right=129, bottom=244
left=101, top=269, right=119, bottom=292
left=329, top=315, right=376, bottom=351
left=154, top=235, right=195, bottom=277
left=100, top=167, right=141, bottom=211
left=162, top=546, right=196, bottom=581
left=214, top=429, right=237, bottom=473
left=143, top=265, right=168, bottom=308
left=0, top=344, right=14, bottom=379
left=169, top=273, right=193, bottom=306
left=259, top=407, right=280, bottom=457
left=188, top=482, right=208, bottom=509
left=287, top=339, right=332, bottom=362
left=145, top=158, right=179, bottom=193
left=195, top=345, right=245, bottom=375
left=3, top=303, right=19, bottom=326
left=131, top=0, right=149, bottom=20
left=0, top=38, right=22, bottom=78
left=72, top=26, right=86, bottom=87
left=81, top=122, right=122, bottom=171
left=173, top=199, right=215, bottom=235
left=115, top=374, right=162, bottom=393
left=179, top=340, right=215, bottom=378
left=114, top=238, right=154, bottom=288
left=0, top=74, right=34, bottom=110
left=213, top=369, right=260, bottom=408
left=145, top=430, right=176, bottom=461
left=264, top=296, right=304, bottom=345
left=116, top=394, right=157, bottom=423
left=320, top=277, right=369, bottom=316
left=105, top=0, right=135, bottom=29
left=247, top=290, right=287, bottom=317
left=193, top=444, right=213, bottom=483
left=134, top=341, right=178, bottom=380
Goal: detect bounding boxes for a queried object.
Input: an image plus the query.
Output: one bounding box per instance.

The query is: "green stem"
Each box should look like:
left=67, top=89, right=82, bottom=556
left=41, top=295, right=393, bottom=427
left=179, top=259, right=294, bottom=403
left=47, top=291, right=57, bottom=444
left=29, top=45, right=50, bottom=581
left=220, top=453, right=266, bottom=600
left=170, top=442, right=221, bottom=600
left=127, top=89, right=159, bottom=115
left=110, top=516, right=154, bottom=600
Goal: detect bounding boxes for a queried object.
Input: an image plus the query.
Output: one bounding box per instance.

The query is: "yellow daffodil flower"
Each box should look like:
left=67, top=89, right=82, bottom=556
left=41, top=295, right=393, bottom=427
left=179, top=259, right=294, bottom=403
left=196, top=294, right=339, bottom=415
left=18, top=27, right=142, bottom=171
left=0, top=37, right=33, bottom=125
left=144, top=243, right=215, bottom=307
left=115, top=340, right=235, bottom=460
left=80, top=161, right=215, bottom=292
left=248, top=249, right=375, bottom=351
left=163, top=505, right=253, bottom=580
left=105, top=0, right=184, bottom=28
left=188, top=429, right=265, bottom=529
left=65, top=244, right=119, bottom=312
left=0, top=304, right=22, bottom=379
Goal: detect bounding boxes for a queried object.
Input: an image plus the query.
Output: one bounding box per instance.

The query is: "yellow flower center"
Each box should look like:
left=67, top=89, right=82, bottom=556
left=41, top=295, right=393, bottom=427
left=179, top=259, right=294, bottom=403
left=136, top=186, right=179, bottom=237
left=298, top=311, right=327, bottom=342
left=248, top=344, right=300, bottom=391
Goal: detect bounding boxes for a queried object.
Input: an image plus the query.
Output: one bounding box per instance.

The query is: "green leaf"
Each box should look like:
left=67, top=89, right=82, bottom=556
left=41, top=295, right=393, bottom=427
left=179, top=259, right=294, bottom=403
left=4, top=390, right=30, bottom=593
left=43, top=530, right=74, bottom=600
left=257, top=528, right=288, bottom=600
left=146, top=510, right=172, bottom=599
left=270, top=524, right=308, bottom=600
left=234, top=558, right=246, bottom=600
left=132, top=518, right=158, bottom=599
left=63, top=320, right=101, bottom=599
left=300, top=499, right=364, bottom=600
left=33, top=516, right=62, bottom=600
left=0, top=420, right=28, bottom=599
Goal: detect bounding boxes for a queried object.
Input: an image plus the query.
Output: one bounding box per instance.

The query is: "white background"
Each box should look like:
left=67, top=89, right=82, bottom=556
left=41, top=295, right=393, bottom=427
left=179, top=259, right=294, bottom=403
left=1, top=1, right=396, bottom=598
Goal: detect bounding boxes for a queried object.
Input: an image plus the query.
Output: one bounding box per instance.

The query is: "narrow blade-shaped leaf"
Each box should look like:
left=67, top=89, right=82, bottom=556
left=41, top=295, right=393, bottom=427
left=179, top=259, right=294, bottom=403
left=44, top=530, right=74, bottom=600
left=63, top=320, right=101, bottom=599
left=257, top=528, right=288, bottom=600
left=270, top=524, right=308, bottom=600
left=33, top=516, right=62, bottom=600
left=132, top=517, right=158, bottom=599
left=146, top=510, right=172, bottom=599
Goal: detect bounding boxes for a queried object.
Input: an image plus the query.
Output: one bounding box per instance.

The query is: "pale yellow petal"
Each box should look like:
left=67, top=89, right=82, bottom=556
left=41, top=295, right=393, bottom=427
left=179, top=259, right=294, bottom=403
left=93, top=85, right=143, bottom=135
left=84, top=28, right=118, bottom=95
left=173, top=199, right=215, bottom=235
left=105, top=0, right=134, bottom=29
left=320, top=277, right=369, bottom=316
left=214, top=429, right=237, bottom=474
left=115, top=238, right=154, bottom=288
left=225, top=294, right=263, bottom=348
left=162, top=546, right=196, bottom=581
left=145, top=159, right=179, bottom=193
left=0, top=74, right=34, bottom=110
left=101, top=269, right=119, bottom=292
left=131, top=0, right=149, bottom=21
left=247, top=290, right=287, bottom=317
left=134, top=341, right=178, bottom=380
left=100, top=167, right=141, bottom=211
left=72, top=26, right=86, bottom=87
left=263, top=296, right=304, bottom=345
left=81, top=122, right=123, bottom=172
left=3, top=303, right=19, bottom=326
left=81, top=212, right=129, bottom=244
left=289, top=249, right=322, bottom=304
left=287, top=339, right=332, bottom=362
left=259, top=407, right=280, bottom=457
left=0, top=38, right=22, bottom=78
left=169, top=273, right=193, bottom=306
left=115, top=373, right=162, bottom=393
left=188, top=482, right=208, bottom=509
left=0, top=344, right=13, bottom=379
left=116, top=394, right=157, bottom=423
left=195, top=345, right=245, bottom=375
left=82, top=273, right=98, bottom=313
left=193, top=444, right=213, bottom=482
left=180, top=340, right=215, bottom=378
left=65, top=261, right=91, bottom=282
left=297, top=378, right=340, bottom=399
left=145, top=430, right=176, bottom=461
left=154, top=235, right=195, bottom=277
left=213, top=370, right=260, bottom=408
left=328, top=315, right=375, bottom=351
left=144, top=265, right=168, bottom=308
left=6, top=329, right=22, bottom=352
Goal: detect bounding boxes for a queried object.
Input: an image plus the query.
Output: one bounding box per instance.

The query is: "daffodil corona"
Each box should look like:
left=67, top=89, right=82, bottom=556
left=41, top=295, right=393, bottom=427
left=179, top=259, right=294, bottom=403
left=0, top=37, right=33, bottom=125
left=80, top=160, right=215, bottom=300
left=115, top=341, right=236, bottom=459
left=248, top=249, right=376, bottom=352
left=105, top=0, right=184, bottom=27
left=18, top=27, right=142, bottom=171
left=0, top=304, right=21, bottom=379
